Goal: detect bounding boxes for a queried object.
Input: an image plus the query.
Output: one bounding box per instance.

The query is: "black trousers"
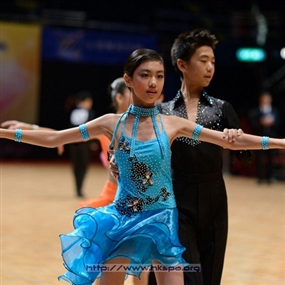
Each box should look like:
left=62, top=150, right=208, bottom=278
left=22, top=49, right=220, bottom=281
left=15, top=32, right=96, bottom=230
left=69, top=142, right=91, bottom=196
left=148, top=172, right=228, bottom=285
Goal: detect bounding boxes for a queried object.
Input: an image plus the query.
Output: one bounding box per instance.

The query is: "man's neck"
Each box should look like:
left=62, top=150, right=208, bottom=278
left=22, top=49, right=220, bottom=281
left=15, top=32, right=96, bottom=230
left=180, top=83, right=203, bottom=102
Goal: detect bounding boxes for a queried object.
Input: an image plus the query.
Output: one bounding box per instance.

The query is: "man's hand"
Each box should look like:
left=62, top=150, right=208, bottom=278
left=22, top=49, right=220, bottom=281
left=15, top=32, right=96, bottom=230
left=222, top=128, right=243, bottom=143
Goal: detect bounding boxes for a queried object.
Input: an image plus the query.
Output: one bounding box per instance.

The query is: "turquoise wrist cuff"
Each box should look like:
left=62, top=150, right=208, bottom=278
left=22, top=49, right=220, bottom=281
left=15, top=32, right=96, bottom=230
left=14, top=129, right=23, bottom=142
left=79, top=124, right=90, bottom=140
left=192, top=124, right=203, bottom=141
left=261, top=136, right=269, bottom=150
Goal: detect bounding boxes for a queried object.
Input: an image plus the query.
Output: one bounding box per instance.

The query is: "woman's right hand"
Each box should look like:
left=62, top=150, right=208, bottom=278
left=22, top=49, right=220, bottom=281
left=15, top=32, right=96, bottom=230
left=1, top=120, right=65, bottom=156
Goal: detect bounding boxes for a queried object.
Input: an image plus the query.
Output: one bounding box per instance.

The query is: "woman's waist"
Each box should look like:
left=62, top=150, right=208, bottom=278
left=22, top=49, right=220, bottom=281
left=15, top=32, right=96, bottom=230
left=114, top=186, right=176, bottom=214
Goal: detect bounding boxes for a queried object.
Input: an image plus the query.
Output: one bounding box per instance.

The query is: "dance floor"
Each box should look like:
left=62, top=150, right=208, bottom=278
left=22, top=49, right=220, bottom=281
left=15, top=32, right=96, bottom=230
left=1, top=161, right=284, bottom=285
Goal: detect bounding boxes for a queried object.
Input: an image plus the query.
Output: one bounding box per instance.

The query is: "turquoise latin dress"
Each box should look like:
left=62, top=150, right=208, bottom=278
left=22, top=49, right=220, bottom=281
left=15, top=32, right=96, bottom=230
left=58, top=105, right=187, bottom=284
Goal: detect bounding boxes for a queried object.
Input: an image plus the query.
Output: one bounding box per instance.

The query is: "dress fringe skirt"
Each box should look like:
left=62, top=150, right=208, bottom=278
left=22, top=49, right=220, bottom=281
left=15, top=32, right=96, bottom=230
left=58, top=204, right=187, bottom=285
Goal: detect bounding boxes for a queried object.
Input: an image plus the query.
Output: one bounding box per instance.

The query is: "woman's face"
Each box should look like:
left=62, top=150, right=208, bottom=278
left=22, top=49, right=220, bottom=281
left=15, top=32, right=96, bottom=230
left=126, top=60, right=165, bottom=107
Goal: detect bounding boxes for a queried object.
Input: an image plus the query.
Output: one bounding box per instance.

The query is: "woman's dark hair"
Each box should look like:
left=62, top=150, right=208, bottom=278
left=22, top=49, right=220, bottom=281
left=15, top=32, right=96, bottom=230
left=171, top=29, right=218, bottom=74
left=123, top=48, right=164, bottom=78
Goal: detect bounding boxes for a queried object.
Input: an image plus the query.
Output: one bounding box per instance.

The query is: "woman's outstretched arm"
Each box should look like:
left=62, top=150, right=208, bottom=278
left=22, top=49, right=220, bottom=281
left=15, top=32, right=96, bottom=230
left=0, top=114, right=115, bottom=148
left=199, top=126, right=285, bottom=150
left=1, top=120, right=65, bottom=155
left=173, top=116, right=285, bottom=150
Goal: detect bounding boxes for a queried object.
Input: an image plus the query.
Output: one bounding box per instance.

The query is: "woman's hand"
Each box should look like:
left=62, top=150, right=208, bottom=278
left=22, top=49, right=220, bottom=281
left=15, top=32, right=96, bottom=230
left=1, top=120, right=65, bottom=155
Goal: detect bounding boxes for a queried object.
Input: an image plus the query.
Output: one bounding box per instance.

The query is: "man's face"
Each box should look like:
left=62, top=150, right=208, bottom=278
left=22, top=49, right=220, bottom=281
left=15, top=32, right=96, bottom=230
left=182, top=46, right=215, bottom=88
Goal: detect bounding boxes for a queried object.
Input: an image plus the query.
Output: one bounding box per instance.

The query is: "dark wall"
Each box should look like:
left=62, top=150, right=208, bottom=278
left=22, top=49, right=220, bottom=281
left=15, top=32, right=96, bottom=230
left=39, top=61, right=123, bottom=130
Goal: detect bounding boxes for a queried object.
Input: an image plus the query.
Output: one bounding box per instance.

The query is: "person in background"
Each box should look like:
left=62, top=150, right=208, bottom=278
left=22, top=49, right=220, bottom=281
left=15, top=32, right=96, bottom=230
left=67, top=91, right=95, bottom=197
left=2, top=91, right=95, bottom=198
left=248, top=90, right=280, bottom=184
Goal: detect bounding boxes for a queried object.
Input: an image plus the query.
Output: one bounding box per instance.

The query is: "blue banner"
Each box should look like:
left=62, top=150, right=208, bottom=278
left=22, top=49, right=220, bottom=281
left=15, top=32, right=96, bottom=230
left=42, top=27, right=157, bottom=65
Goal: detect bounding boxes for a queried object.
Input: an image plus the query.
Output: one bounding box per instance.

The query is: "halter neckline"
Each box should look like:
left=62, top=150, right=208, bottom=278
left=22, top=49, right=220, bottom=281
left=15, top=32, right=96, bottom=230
left=128, top=104, right=159, bottom=117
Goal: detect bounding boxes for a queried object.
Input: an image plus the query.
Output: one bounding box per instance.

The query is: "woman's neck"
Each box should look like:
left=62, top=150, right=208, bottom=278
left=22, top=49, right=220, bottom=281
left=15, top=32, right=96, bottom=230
left=128, top=104, right=159, bottom=117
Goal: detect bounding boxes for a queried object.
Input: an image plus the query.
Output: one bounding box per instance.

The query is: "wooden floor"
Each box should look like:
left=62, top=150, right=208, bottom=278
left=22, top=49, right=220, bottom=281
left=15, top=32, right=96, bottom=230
left=1, top=161, right=284, bottom=285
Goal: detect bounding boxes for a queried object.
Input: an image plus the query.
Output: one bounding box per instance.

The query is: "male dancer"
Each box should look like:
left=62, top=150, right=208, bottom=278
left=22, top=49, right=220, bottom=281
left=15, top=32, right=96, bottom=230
left=147, top=29, right=254, bottom=285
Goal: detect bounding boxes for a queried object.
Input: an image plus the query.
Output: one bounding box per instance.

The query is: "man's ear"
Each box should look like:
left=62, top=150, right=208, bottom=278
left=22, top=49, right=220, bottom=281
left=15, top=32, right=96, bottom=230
left=176, top=59, right=186, bottom=72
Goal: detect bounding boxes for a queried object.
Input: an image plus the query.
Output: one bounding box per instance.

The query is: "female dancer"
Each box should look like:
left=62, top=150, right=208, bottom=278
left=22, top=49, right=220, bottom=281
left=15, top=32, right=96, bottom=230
left=1, top=48, right=284, bottom=285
